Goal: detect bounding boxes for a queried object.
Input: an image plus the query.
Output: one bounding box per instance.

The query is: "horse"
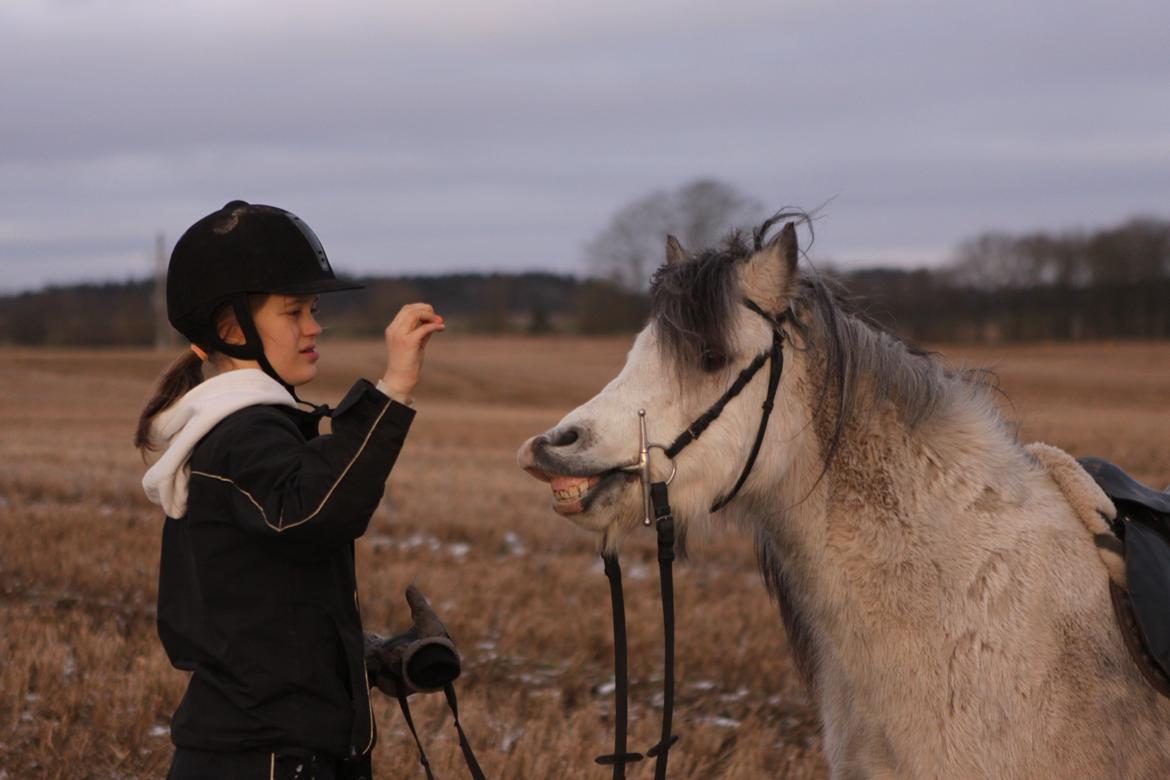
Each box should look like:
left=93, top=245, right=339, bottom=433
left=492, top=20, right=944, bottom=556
left=517, top=216, right=1170, bottom=778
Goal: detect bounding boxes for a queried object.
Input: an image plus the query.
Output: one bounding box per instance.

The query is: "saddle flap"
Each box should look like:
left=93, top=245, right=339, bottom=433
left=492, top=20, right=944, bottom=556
left=1124, top=516, right=1170, bottom=679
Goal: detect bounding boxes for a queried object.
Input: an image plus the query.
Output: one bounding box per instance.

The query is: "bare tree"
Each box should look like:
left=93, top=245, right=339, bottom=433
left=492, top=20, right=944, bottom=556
left=584, top=178, right=762, bottom=290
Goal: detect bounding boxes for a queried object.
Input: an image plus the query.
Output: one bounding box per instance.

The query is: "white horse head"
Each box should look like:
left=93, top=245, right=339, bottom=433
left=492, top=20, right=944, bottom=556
left=518, top=216, right=1170, bottom=778
left=517, top=218, right=812, bottom=540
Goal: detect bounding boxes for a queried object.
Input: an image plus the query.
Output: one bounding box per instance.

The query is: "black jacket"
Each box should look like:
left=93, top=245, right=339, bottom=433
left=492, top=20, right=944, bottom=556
left=157, top=379, right=414, bottom=760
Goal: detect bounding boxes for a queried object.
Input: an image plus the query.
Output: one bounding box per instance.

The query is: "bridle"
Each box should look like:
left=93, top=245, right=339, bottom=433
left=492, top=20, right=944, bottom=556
left=596, top=298, right=789, bottom=779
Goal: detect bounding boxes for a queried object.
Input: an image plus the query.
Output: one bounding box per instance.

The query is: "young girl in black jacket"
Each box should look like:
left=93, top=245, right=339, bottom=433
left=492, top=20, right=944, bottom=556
left=136, top=201, right=443, bottom=780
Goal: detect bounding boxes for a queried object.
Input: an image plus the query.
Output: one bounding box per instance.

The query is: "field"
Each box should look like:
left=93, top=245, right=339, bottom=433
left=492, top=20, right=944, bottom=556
left=2, top=336, right=1170, bottom=779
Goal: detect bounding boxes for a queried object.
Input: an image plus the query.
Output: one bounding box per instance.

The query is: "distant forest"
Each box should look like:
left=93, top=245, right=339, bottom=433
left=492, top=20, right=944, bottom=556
left=2, top=216, right=1167, bottom=346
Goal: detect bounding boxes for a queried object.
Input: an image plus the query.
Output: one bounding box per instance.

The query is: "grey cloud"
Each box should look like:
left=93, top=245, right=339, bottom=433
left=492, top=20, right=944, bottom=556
left=1, top=0, right=1168, bottom=292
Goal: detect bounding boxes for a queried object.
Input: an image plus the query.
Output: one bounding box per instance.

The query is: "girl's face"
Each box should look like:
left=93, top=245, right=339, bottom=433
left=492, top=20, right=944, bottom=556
left=251, top=293, right=323, bottom=386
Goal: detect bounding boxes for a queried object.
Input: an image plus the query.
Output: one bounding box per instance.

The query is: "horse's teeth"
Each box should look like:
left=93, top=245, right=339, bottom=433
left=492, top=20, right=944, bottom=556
left=553, top=481, right=591, bottom=501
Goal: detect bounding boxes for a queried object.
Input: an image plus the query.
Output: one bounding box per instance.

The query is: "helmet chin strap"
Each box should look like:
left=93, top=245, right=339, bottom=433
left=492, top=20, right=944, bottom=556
left=202, top=294, right=331, bottom=416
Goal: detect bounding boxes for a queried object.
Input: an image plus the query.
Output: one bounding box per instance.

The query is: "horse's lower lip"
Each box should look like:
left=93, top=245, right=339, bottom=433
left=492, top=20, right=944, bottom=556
left=554, top=498, right=585, bottom=516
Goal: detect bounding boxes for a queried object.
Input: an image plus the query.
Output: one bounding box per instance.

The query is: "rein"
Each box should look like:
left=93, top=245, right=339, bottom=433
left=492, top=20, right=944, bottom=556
left=596, top=299, right=787, bottom=779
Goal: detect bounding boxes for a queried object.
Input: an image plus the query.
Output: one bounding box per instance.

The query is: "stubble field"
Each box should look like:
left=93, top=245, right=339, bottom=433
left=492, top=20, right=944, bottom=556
left=2, top=336, right=1169, bottom=779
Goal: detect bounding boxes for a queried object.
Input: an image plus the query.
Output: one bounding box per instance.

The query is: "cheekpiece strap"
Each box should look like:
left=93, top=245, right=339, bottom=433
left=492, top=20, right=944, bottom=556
left=710, top=327, right=785, bottom=512
left=666, top=351, right=769, bottom=458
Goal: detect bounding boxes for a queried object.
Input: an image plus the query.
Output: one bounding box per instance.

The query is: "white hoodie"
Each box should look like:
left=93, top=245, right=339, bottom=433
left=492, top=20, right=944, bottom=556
left=142, top=369, right=297, bottom=518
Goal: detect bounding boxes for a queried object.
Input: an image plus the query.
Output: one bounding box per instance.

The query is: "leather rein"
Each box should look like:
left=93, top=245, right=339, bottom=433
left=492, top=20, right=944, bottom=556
left=597, top=299, right=788, bottom=779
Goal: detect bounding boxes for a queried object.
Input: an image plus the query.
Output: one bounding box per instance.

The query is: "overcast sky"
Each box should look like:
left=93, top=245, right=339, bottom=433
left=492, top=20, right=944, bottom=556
left=2, top=0, right=1167, bottom=293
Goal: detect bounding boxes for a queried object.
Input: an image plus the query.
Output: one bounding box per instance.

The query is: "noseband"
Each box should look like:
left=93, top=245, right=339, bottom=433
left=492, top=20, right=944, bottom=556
left=597, top=299, right=788, bottom=779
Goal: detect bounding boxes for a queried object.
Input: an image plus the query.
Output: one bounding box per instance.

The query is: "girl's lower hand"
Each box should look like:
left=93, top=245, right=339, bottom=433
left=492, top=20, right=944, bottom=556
left=381, top=303, right=445, bottom=400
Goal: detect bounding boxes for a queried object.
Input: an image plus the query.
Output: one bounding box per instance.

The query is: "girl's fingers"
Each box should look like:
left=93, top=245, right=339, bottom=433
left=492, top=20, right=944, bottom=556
left=389, top=310, right=442, bottom=335
left=395, top=318, right=444, bottom=340
left=410, top=323, right=446, bottom=347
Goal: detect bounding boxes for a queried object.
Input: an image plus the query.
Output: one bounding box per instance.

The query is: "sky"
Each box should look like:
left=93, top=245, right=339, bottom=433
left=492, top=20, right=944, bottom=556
left=2, top=0, right=1168, bottom=293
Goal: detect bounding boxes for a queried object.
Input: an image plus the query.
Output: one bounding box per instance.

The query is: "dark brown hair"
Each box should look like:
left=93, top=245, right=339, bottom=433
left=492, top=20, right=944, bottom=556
left=134, top=350, right=205, bottom=457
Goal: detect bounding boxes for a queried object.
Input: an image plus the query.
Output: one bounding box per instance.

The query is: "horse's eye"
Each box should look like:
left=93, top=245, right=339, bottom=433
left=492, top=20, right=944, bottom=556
left=700, top=348, right=727, bottom=373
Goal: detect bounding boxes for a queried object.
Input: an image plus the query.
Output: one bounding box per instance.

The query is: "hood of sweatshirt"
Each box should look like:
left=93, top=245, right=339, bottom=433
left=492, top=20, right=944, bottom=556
left=142, top=368, right=298, bottom=518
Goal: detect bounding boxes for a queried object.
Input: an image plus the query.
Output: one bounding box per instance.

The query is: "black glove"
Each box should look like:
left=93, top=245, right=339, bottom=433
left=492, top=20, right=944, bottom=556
left=365, top=585, right=461, bottom=698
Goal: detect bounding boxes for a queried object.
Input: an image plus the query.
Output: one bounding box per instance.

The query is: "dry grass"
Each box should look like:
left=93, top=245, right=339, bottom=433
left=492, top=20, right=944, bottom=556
left=1, top=336, right=1168, bottom=779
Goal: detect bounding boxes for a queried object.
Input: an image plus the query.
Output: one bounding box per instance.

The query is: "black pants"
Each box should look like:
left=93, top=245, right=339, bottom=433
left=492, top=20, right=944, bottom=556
left=167, top=747, right=373, bottom=780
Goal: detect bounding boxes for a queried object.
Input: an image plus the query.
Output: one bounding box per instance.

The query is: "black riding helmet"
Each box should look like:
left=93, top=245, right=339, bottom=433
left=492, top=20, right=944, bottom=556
left=167, top=200, right=362, bottom=401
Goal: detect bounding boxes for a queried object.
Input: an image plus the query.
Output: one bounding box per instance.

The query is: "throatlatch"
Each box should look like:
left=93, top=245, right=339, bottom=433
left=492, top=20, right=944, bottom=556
left=596, top=299, right=787, bottom=778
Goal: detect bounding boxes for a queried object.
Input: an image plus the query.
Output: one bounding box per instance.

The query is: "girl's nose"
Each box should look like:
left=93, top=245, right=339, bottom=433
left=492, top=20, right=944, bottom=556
left=305, top=312, right=324, bottom=336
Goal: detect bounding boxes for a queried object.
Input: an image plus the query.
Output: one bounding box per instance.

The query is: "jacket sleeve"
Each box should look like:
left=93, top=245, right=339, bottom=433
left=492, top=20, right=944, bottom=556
left=196, top=379, right=415, bottom=544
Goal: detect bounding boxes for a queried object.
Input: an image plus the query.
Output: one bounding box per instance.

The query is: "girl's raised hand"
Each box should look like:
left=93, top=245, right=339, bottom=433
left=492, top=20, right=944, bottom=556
left=381, top=303, right=445, bottom=401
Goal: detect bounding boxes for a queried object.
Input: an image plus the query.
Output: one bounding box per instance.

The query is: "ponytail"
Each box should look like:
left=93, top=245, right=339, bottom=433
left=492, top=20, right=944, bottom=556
left=135, top=350, right=205, bottom=457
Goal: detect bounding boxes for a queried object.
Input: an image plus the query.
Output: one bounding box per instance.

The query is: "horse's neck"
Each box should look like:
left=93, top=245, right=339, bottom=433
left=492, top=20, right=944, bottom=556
left=757, top=379, right=1036, bottom=685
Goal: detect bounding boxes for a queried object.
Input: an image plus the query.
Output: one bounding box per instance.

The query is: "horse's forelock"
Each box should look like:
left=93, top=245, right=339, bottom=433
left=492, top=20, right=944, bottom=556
left=649, top=231, right=753, bottom=373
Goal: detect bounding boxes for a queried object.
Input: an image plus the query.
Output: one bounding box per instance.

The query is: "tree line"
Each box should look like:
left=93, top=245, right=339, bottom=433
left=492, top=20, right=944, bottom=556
left=843, top=216, right=1170, bottom=342
left=2, top=207, right=1167, bottom=346
left=0, top=273, right=649, bottom=346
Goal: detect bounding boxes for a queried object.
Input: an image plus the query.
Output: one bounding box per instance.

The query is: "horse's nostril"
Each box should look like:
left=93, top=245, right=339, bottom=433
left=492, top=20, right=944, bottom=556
left=546, top=427, right=580, bottom=448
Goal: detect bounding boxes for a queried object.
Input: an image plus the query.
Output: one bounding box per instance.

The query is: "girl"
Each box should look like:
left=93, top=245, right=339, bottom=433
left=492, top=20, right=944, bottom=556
left=137, top=200, right=443, bottom=780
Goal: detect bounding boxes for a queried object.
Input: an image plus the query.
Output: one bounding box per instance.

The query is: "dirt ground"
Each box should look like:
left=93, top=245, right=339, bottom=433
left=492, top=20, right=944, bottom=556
left=2, top=336, right=1168, bottom=779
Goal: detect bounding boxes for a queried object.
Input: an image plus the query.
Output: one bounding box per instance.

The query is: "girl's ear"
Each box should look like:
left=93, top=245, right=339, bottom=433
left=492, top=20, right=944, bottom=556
left=214, top=302, right=246, bottom=346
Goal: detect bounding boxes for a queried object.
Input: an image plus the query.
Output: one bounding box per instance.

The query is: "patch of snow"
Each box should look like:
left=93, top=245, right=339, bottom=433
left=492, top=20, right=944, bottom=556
left=503, top=531, right=527, bottom=557
left=148, top=725, right=170, bottom=738
left=499, top=727, right=524, bottom=753
left=626, top=564, right=649, bottom=582
left=398, top=532, right=441, bottom=553
left=594, top=679, right=616, bottom=696
left=697, top=715, right=741, bottom=729
left=366, top=533, right=394, bottom=550
left=718, top=687, right=749, bottom=702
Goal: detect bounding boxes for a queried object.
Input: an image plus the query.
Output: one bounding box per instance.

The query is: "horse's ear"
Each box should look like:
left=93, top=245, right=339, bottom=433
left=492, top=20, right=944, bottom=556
left=774, top=222, right=798, bottom=275
left=665, top=234, right=687, bottom=265
left=742, top=222, right=800, bottom=312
